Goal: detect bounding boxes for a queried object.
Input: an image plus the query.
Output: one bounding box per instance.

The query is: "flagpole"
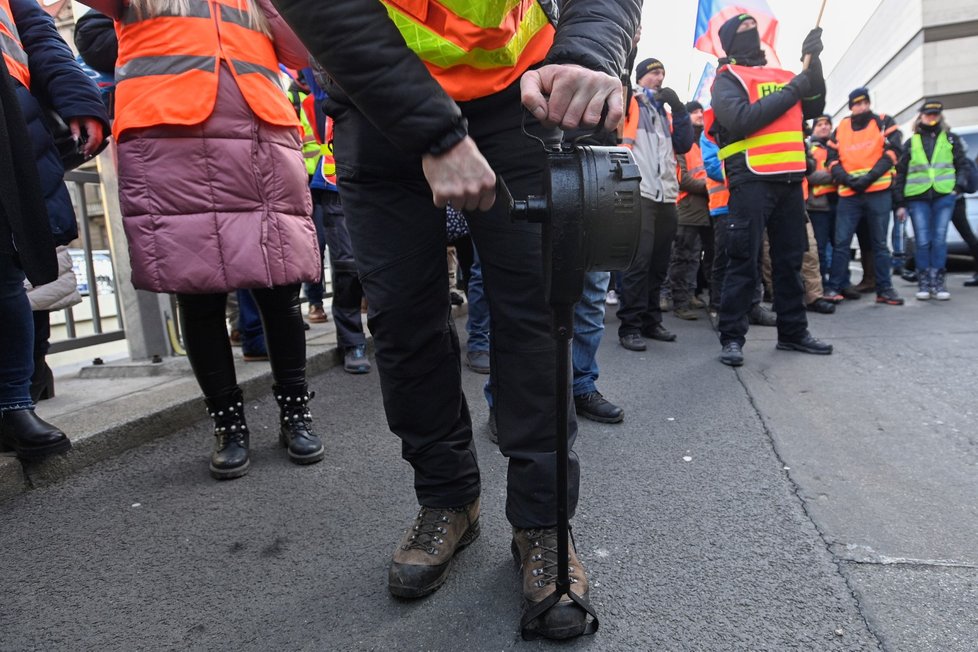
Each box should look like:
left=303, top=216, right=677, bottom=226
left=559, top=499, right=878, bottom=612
left=802, top=0, right=829, bottom=71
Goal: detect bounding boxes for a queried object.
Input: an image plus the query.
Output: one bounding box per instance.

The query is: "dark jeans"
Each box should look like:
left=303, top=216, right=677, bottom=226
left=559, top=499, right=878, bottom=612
left=0, top=253, right=34, bottom=411
left=178, top=285, right=307, bottom=399
left=719, top=182, right=808, bottom=346
left=951, top=197, right=978, bottom=274
left=669, top=223, right=713, bottom=307
left=808, top=207, right=835, bottom=282
left=319, top=190, right=366, bottom=350
left=304, top=188, right=327, bottom=307
left=618, top=199, right=677, bottom=336
left=330, top=81, right=577, bottom=528
left=827, top=191, right=893, bottom=293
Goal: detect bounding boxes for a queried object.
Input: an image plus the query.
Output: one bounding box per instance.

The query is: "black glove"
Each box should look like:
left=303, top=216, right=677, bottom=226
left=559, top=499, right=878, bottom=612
left=786, top=71, right=812, bottom=98
left=849, top=175, right=872, bottom=193
left=801, top=27, right=823, bottom=61
left=656, top=87, right=685, bottom=114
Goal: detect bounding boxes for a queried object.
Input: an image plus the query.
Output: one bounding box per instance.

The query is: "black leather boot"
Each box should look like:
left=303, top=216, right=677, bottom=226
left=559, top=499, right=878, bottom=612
left=205, top=388, right=250, bottom=480
left=275, top=385, right=325, bottom=465
left=0, top=409, right=71, bottom=461
left=30, top=360, right=55, bottom=402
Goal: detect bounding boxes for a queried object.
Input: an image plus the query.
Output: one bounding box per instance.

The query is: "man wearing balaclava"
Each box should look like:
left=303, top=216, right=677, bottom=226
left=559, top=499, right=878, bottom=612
left=709, top=13, right=832, bottom=367
left=822, top=88, right=905, bottom=306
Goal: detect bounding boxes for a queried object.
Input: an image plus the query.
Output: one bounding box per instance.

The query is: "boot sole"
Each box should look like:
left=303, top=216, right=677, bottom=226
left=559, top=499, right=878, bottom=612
left=776, top=342, right=833, bottom=355
left=209, top=459, right=250, bottom=480
left=1, top=437, right=72, bottom=461
left=575, top=408, right=624, bottom=424
left=388, top=519, right=481, bottom=599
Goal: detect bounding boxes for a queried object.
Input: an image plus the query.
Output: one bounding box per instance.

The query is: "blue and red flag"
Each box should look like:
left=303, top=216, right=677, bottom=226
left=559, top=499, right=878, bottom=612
left=692, top=62, right=718, bottom=109
left=693, top=0, right=781, bottom=66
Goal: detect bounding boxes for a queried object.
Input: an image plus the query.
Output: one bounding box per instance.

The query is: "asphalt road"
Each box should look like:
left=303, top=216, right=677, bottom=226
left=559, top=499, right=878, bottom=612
left=2, top=273, right=976, bottom=651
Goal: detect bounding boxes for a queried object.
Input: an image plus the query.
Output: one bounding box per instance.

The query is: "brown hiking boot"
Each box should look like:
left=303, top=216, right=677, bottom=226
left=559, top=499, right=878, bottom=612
left=388, top=499, right=480, bottom=598
left=512, top=527, right=591, bottom=640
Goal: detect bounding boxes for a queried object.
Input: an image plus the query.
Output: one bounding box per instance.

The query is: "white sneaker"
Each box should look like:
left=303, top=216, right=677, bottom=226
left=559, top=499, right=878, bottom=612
left=605, top=290, right=619, bottom=306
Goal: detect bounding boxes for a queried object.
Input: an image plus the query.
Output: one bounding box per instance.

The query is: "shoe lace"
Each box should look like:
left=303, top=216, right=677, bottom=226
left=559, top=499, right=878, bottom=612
left=522, top=529, right=577, bottom=589
left=402, top=507, right=454, bottom=555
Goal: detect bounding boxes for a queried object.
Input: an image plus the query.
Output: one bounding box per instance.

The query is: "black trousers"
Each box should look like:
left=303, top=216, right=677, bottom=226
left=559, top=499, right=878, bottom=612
left=177, top=285, right=306, bottom=399
left=329, top=82, right=577, bottom=528
left=617, top=198, right=677, bottom=336
left=719, top=182, right=808, bottom=346
left=669, top=223, right=713, bottom=306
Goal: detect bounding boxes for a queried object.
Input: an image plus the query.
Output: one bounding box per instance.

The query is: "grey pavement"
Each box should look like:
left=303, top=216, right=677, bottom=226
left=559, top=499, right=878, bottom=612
left=1, top=272, right=976, bottom=650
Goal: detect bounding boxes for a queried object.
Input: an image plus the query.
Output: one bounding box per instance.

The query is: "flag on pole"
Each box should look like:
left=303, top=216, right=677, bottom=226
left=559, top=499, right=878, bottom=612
left=693, top=0, right=781, bottom=67
left=692, top=62, right=718, bottom=108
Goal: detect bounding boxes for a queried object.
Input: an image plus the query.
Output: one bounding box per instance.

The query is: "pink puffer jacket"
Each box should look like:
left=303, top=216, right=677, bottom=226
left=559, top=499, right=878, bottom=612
left=111, top=0, right=320, bottom=294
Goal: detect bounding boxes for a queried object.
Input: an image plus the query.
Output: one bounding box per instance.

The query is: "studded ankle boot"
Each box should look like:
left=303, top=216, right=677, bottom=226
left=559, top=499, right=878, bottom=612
left=274, top=385, right=325, bottom=465
left=205, top=388, right=249, bottom=480
left=933, top=268, right=950, bottom=300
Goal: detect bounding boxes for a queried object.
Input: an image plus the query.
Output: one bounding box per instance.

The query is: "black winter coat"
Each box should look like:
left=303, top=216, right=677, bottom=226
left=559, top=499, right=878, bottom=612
left=9, top=0, right=110, bottom=246
left=710, top=59, right=826, bottom=190
left=74, top=10, right=117, bottom=76
left=271, top=0, right=641, bottom=157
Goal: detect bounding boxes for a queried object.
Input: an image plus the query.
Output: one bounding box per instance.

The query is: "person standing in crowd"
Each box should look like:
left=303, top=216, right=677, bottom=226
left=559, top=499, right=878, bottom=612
left=710, top=14, right=832, bottom=367
left=807, top=114, right=837, bottom=283
left=618, top=56, right=693, bottom=351
left=0, top=0, right=107, bottom=459
left=893, top=100, right=971, bottom=301
left=273, top=0, right=638, bottom=639
left=822, top=87, right=905, bottom=306
left=86, top=0, right=324, bottom=480
left=669, top=100, right=712, bottom=321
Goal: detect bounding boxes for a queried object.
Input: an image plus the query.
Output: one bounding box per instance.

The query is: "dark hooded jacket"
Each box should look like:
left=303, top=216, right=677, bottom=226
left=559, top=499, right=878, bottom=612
left=271, top=0, right=641, bottom=157
left=7, top=0, right=110, bottom=247
left=709, top=18, right=826, bottom=189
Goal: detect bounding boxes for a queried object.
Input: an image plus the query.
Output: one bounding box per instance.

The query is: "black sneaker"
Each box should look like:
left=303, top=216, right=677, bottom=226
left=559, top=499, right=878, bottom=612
left=619, top=333, right=647, bottom=351
left=840, top=286, right=862, bottom=300
left=963, top=274, right=978, bottom=287
left=875, top=288, right=904, bottom=305
left=806, top=299, right=836, bottom=314
left=748, top=304, right=777, bottom=327
left=640, top=324, right=677, bottom=342
left=776, top=332, right=833, bottom=355
left=574, top=392, right=624, bottom=424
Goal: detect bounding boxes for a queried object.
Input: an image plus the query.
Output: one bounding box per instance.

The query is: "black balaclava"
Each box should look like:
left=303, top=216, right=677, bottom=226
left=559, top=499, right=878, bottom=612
left=718, top=14, right=767, bottom=67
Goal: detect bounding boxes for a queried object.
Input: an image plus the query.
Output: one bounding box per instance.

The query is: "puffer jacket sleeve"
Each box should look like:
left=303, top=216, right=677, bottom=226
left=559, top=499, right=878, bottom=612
left=74, top=10, right=118, bottom=76
left=256, top=0, right=310, bottom=71
left=545, top=0, right=641, bottom=77
left=11, top=0, right=109, bottom=131
left=25, top=246, right=82, bottom=311
left=271, top=0, right=464, bottom=158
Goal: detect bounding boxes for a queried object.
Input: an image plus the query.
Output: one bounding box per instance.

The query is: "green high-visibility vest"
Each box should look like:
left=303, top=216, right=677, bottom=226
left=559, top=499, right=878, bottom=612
left=904, top=131, right=956, bottom=197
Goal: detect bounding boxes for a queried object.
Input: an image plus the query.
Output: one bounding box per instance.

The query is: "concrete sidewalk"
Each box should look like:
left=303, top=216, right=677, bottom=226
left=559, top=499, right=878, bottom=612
left=0, top=315, right=351, bottom=502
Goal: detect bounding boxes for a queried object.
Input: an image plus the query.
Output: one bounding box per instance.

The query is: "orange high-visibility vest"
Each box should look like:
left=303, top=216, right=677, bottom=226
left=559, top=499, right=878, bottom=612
left=113, top=0, right=298, bottom=136
left=677, top=141, right=706, bottom=203
left=706, top=176, right=729, bottom=213
left=380, top=0, right=555, bottom=102
left=717, top=64, right=806, bottom=175
left=320, top=116, right=336, bottom=187
left=809, top=141, right=836, bottom=197
left=0, top=0, right=30, bottom=88
left=831, top=115, right=895, bottom=197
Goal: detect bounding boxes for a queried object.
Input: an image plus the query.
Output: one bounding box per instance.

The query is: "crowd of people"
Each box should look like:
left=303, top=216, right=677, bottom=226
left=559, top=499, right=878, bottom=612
left=1, top=0, right=976, bottom=641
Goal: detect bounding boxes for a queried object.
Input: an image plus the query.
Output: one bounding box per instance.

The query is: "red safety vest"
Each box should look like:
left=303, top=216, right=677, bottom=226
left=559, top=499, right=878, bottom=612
left=381, top=0, right=555, bottom=102
left=113, top=0, right=299, bottom=136
left=320, top=116, right=336, bottom=187
left=809, top=141, right=836, bottom=197
left=716, top=64, right=806, bottom=175
left=0, top=0, right=30, bottom=88
left=831, top=115, right=896, bottom=197
left=677, top=141, right=706, bottom=203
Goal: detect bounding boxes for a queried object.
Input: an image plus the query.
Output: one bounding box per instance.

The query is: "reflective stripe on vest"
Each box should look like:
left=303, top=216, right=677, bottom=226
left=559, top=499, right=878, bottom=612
left=380, top=0, right=555, bottom=101
left=320, top=116, right=336, bottom=187
left=809, top=142, right=836, bottom=197
left=0, top=0, right=30, bottom=88
left=833, top=115, right=893, bottom=197
left=677, top=142, right=706, bottom=203
left=904, top=131, right=956, bottom=197
left=716, top=65, right=806, bottom=175
left=113, top=0, right=298, bottom=136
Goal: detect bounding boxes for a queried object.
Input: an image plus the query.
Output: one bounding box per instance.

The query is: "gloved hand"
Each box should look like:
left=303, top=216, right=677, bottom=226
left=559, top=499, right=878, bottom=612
left=801, top=27, right=823, bottom=61
left=849, top=175, right=872, bottom=193
left=786, top=71, right=812, bottom=98
left=655, top=87, right=685, bottom=114
left=895, top=206, right=908, bottom=222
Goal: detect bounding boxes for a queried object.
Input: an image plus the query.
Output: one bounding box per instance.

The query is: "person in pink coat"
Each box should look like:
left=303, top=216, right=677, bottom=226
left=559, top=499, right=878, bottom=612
left=87, top=0, right=323, bottom=479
